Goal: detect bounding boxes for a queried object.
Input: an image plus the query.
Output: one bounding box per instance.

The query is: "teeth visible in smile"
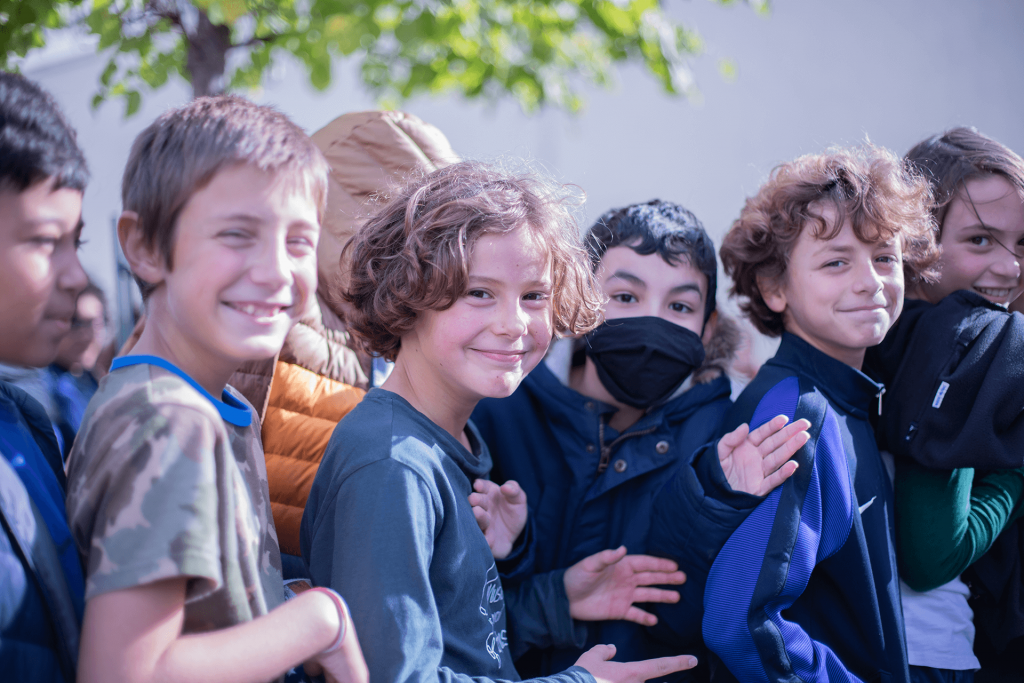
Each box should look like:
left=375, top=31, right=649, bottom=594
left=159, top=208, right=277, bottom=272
left=975, top=287, right=1013, bottom=298
left=228, top=303, right=285, bottom=317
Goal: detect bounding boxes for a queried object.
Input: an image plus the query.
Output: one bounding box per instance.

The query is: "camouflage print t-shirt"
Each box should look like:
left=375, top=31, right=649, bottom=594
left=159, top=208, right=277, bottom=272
left=66, top=360, right=284, bottom=633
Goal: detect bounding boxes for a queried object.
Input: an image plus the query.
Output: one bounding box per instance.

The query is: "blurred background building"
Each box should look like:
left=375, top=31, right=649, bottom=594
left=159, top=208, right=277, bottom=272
left=21, top=0, right=1024, bottom=357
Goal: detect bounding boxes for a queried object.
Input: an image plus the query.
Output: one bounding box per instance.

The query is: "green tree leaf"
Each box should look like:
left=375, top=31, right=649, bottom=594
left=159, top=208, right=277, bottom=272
left=4, top=0, right=768, bottom=115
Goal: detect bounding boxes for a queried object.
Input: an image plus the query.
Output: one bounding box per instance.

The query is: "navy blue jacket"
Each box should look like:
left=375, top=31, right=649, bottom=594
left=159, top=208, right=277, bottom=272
left=651, top=334, right=908, bottom=683
left=472, top=362, right=732, bottom=675
left=0, top=380, right=81, bottom=682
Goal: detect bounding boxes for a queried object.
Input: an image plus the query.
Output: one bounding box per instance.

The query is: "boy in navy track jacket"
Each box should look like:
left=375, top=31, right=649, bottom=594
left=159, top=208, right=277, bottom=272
left=473, top=200, right=809, bottom=676
left=649, top=146, right=940, bottom=683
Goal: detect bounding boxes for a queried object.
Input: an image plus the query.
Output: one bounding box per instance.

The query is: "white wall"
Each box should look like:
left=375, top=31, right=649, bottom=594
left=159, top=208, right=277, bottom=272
left=24, top=0, right=1024, bottom=349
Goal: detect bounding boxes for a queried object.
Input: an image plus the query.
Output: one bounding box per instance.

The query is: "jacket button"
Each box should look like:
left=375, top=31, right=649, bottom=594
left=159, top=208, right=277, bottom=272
left=655, top=440, right=670, bottom=454
left=585, top=401, right=596, bottom=411
left=586, top=444, right=596, bottom=453
left=613, top=459, right=627, bottom=473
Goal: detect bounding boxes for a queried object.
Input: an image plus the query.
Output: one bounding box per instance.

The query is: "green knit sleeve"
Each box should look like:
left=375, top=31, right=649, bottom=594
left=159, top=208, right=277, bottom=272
left=896, top=458, right=1024, bottom=593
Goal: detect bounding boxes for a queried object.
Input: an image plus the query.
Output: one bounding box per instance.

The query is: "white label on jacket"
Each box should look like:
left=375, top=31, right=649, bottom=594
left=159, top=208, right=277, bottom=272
left=932, top=381, right=950, bottom=409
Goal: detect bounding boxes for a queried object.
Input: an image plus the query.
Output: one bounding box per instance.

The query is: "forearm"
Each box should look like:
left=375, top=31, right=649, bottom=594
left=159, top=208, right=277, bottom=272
left=79, top=579, right=343, bottom=683
left=436, top=665, right=594, bottom=683
left=896, top=459, right=1024, bottom=592
left=648, top=443, right=761, bottom=580
left=504, top=569, right=587, bottom=660
left=164, top=590, right=346, bottom=681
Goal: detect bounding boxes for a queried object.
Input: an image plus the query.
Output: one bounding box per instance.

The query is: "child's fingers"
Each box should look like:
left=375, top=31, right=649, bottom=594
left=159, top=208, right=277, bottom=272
left=630, top=570, right=686, bottom=587
left=760, top=459, right=799, bottom=494
left=620, top=554, right=679, bottom=574
left=473, top=479, right=497, bottom=494
left=630, top=654, right=700, bottom=678
left=745, top=415, right=790, bottom=448
left=623, top=604, right=659, bottom=626
left=630, top=586, right=681, bottom=604
left=471, top=505, right=490, bottom=528
left=757, top=418, right=811, bottom=457
left=583, top=546, right=628, bottom=572
left=761, top=430, right=810, bottom=474
left=500, top=479, right=526, bottom=503
left=467, top=492, right=489, bottom=508
left=717, top=423, right=749, bottom=459
left=580, top=643, right=617, bottom=662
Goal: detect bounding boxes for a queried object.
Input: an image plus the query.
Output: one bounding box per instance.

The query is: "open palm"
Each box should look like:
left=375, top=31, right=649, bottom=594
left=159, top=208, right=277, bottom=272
left=718, top=415, right=811, bottom=497
left=564, top=547, right=685, bottom=626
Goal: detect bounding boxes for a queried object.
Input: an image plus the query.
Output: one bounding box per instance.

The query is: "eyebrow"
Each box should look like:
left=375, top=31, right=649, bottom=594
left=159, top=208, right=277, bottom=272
left=668, top=282, right=704, bottom=297
left=217, top=212, right=265, bottom=224
left=812, top=244, right=856, bottom=256
left=216, top=212, right=318, bottom=231
left=607, top=270, right=647, bottom=288
left=468, top=274, right=551, bottom=288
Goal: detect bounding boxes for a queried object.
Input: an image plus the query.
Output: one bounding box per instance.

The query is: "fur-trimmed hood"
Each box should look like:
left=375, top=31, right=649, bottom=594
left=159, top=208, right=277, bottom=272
left=692, top=311, right=743, bottom=385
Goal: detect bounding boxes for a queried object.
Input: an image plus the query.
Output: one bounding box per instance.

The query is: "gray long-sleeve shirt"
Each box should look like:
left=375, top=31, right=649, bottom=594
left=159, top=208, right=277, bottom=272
left=301, top=388, right=592, bottom=683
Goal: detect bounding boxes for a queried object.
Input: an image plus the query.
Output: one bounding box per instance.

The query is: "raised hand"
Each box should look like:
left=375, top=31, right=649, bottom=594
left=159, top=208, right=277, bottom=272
left=469, top=479, right=528, bottom=560
left=718, top=415, right=811, bottom=497
left=564, top=546, right=685, bottom=626
left=575, top=643, right=698, bottom=683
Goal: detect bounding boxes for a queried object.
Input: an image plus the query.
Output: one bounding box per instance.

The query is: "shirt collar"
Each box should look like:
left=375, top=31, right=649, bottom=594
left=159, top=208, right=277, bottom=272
left=110, top=355, right=252, bottom=427
left=768, top=333, right=885, bottom=419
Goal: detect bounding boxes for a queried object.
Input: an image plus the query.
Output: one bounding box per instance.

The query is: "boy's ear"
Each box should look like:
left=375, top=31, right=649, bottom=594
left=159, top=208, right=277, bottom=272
left=117, top=211, right=165, bottom=287
left=757, top=274, right=788, bottom=314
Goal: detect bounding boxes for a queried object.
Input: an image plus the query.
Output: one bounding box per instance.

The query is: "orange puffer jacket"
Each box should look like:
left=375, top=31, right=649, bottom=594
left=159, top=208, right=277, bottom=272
left=229, top=294, right=369, bottom=557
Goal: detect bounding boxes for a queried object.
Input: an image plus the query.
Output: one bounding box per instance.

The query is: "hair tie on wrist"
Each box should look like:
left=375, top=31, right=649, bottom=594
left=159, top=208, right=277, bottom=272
left=309, top=587, right=349, bottom=652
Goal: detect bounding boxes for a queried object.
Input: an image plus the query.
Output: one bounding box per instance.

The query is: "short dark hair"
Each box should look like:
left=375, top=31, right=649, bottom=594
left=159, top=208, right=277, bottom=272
left=585, top=199, right=717, bottom=322
left=342, top=161, right=604, bottom=361
left=721, top=145, right=938, bottom=337
left=905, top=127, right=1024, bottom=237
left=0, top=71, right=88, bottom=193
left=122, top=95, right=329, bottom=297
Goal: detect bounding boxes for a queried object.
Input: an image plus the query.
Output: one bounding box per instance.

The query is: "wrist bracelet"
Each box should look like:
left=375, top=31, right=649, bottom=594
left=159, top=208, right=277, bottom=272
left=309, top=586, right=349, bottom=652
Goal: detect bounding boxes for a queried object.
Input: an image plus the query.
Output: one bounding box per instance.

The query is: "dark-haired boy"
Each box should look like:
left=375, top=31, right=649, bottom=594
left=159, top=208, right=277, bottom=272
left=472, top=200, right=809, bottom=676
left=651, top=147, right=937, bottom=683
left=0, top=70, right=90, bottom=683
left=64, top=96, right=367, bottom=683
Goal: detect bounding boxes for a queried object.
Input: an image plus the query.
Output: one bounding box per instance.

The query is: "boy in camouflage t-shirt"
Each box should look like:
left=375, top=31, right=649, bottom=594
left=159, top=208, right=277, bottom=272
left=65, top=97, right=367, bottom=683
left=67, top=359, right=280, bottom=632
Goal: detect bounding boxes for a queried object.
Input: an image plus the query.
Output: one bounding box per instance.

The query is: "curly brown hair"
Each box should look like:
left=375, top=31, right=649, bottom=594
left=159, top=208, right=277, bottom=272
left=340, top=160, right=604, bottom=361
left=720, top=145, right=939, bottom=337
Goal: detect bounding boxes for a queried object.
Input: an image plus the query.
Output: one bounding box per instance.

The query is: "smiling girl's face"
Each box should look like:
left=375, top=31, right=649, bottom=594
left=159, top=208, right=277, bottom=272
left=916, top=174, right=1024, bottom=308
left=400, top=226, right=554, bottom=409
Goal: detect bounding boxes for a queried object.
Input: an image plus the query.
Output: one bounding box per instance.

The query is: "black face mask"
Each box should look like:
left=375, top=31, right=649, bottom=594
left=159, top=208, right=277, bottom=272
left=584, top=316, right=706, bottom=409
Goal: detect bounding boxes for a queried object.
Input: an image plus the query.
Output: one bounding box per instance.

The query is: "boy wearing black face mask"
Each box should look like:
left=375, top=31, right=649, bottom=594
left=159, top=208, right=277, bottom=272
left=472, top=200, right=810, bottom=679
